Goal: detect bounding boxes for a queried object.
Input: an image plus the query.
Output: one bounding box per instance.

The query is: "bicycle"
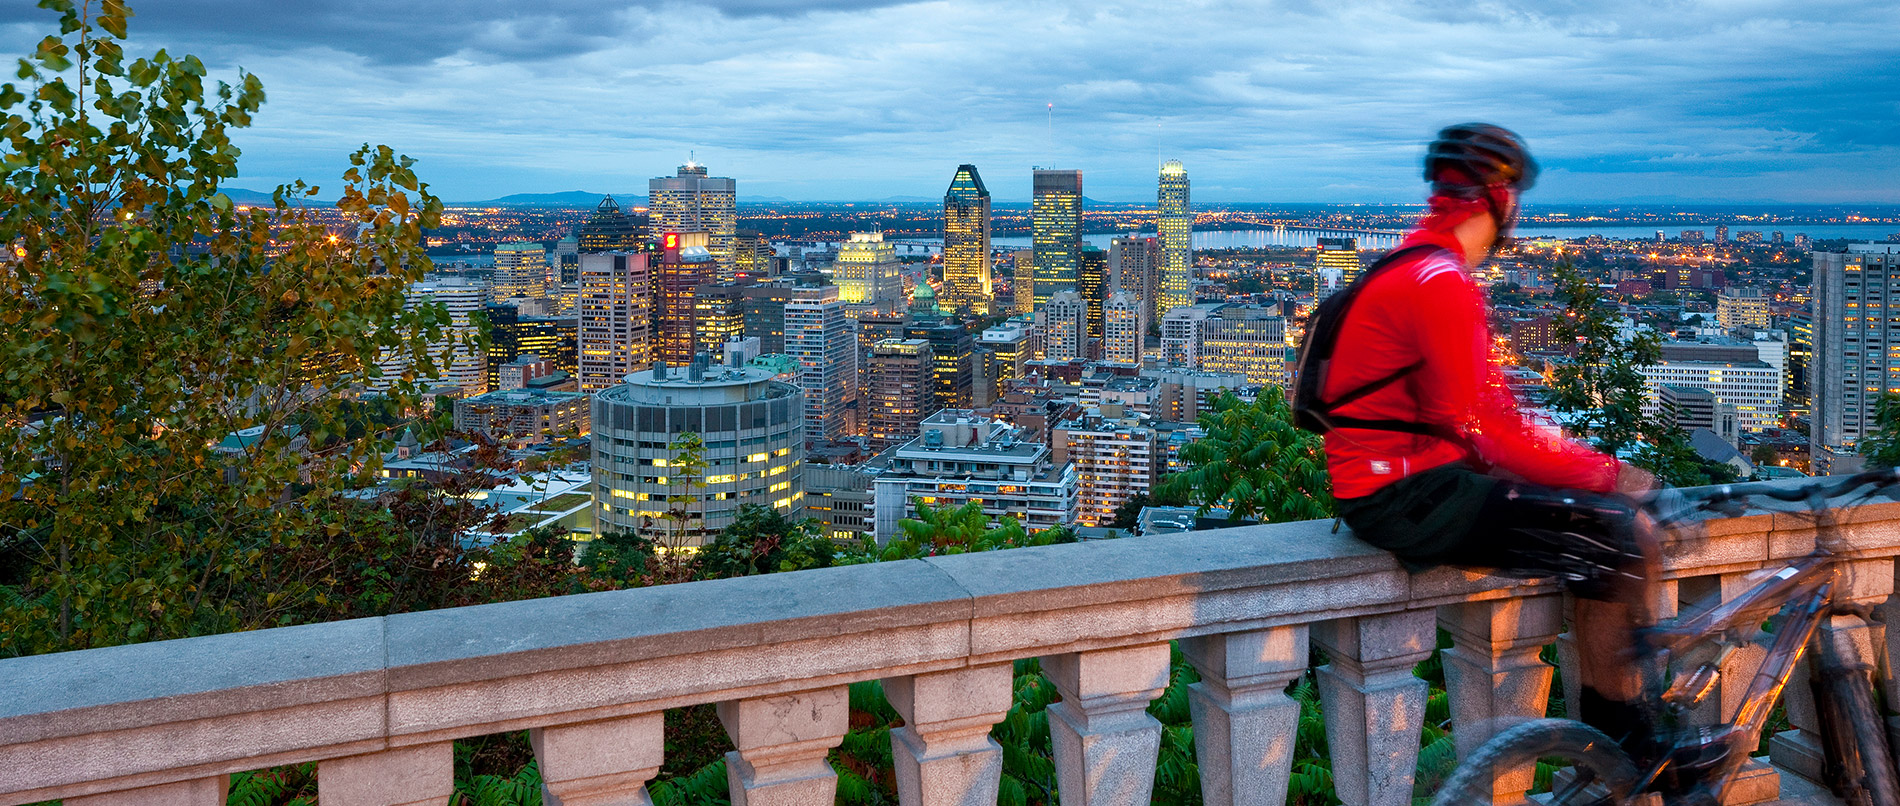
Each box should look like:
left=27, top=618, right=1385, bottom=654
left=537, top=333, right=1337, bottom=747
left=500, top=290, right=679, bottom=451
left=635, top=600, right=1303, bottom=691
left=1431, top=469, right=1900, bottom=806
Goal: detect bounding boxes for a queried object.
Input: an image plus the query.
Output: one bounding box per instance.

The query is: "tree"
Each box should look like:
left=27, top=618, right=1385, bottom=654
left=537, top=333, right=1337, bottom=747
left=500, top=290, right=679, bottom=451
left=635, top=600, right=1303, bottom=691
left=1157, top=391, right=1332, bottom=523
left=0, top=0, right=446, bottom=656
left=1109, top=493, right=1150, bottom=530
left=695, top=504, right=836, bottom=578
left=1547, top=262, right=1658, bottom=454
left=643, top=432, right=707, bottom=584
left=1860, top=393, right=1900, bottom=470
left=1750, top=443, right=1780, bottom=470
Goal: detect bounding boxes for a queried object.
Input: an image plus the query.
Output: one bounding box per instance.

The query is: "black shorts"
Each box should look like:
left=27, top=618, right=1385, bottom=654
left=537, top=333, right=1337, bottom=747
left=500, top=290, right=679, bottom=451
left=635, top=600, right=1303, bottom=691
left=1336, top=463, right=1644, bottom=600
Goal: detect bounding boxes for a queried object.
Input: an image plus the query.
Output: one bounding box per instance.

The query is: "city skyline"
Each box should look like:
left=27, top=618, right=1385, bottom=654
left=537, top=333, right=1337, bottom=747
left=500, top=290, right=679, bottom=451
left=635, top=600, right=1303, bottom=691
left=2, top=1, right=1894, bottom=204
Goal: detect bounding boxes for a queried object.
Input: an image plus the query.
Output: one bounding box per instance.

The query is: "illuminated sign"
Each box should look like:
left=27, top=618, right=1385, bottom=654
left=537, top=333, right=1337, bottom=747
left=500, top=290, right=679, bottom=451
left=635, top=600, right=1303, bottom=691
left=664, top=232, right=679, bottom=250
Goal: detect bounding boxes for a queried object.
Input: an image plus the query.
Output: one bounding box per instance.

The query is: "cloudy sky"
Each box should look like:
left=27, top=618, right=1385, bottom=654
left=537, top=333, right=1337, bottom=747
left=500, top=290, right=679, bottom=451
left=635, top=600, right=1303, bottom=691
left=2, top=0, right=1896, bottom=203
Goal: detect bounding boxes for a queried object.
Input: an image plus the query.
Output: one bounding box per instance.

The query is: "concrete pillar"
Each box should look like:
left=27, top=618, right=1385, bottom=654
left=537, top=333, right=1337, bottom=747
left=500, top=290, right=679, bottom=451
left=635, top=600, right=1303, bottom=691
left=1181, top=625, right=1309, bottom=806
left=531, top=712, right=665, bottom=806
left=66, top=777, right=229, bottom=806
left=317, top=743, right=454, bottom=806
left=883, top=664, right=1015, bottom=806
left=717, top=686, right=850, bottom=806
left=1314, top=609, right=1436, bottom=806
left=1439, top=595, right=1561, bottom=803
left=1039, top=643, right=1172, bottom=806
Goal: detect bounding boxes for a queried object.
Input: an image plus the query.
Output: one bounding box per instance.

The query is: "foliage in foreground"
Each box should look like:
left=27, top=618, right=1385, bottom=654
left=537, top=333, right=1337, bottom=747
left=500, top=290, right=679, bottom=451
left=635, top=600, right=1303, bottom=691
left=1158, top=391, right=1334, bottom=523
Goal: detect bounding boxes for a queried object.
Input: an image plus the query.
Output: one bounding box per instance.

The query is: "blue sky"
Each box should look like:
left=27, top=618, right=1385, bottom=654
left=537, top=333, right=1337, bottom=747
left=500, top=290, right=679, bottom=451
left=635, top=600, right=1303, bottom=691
left=2, top=1, right=1897, bottom=204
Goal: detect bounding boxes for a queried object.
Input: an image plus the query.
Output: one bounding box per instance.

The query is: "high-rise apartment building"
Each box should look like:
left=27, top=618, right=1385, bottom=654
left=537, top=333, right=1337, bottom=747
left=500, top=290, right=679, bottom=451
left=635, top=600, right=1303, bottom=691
left=1038, top=290, right=1090, bottom=362
left=1715, top=225, right=1730, bottom=245
left=1052, top=408, right=1162, bottom=527
left=1080, top=246, right=1107, bottom=340
left=577, top=251, right=652, bottom=393
left=1717, top=286, right=1771, bottom=331
left=785, top=285, right=856, bottom=440
left=1110, top=234, right=1161, bottom=322
left=1156, top=160, right=1193, bottom=313
left=649, top=163, right=738, bottom=279
left=834, top=232, right=905, bottom=313
left=1315, top=238, right=1360, bottom=299
left=577, top=196, right=646, bottom=254
left=867, top=338, right=934, bottom=449
left=400, top=279, right=487, bottom=396
left=1812, top=244, right=1900, bottom=472
left=591, top=362, right=804, bottom=546
left=1104, top=291, right=1145, bottom=366
left=1031, top=169, right=1082, bottom=310
left=655, top=232, right=716, bottom=365
left=943, top=164, right=993, bottom=314
left=493, top=242, right=549, bottom=300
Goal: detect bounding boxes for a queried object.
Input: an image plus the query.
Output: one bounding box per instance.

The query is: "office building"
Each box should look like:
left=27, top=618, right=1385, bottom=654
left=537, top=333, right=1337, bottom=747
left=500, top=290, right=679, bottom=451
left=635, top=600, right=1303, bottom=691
left=553, top=236, right=580, bottom=285
left=1788, top=315, right=1812, bottom=412
left=486, top=303, right=577, bottom=388
left=493, top=242, right=549, bottom=300
left=577, top=251, right=652, bottom=393
left=1031, top=169, right=1083, bottom=309
left=803, top=463, right=878, bottom=541
left=399, top=279, right=488, bottom=396
left=577, top=196, right=646, bottom=254
left=649, top=163, right=738, bottom=278
left=454, top=387, right=589, bottom=442
left=1052, top=407, right=1163, bottom=527
left=979, top=321, right=1033, bottom=398
left=591, top=361, right=804, bottom=546
left=495, top=354, right=553, bottom=391
left=1104, top=291, right=1145, bottom=366
left=1718, top=287, right=1771, bottom=331
left=1659, top=385, right=1738, bottom=445
left=1162, top=303, right=1289, bottom=386
left=871, top=410, right=1079, bottom=541
left=785, top=284, right=857, bottom=440
left=942, top=164, right=993, bottom=314
left=1638, top=359, right=1779, bottom=433
left=1038, top=290, right=1089, bottom=362
left=906, top=309, right=976, bottom=411
left=834, top=232, right=905, bottom=313
left=693, top=285, right=748, bottom=355
left=731, top=230, right=773, bottom=281
left=1812, top=244, right=1900, bottom=472
left=1316, top=238, right=1361, bottom=299
left=1110, top=234, right=1161, bottom=322
left=655, top=231, right=716, bottom=365
left=867, top=338, right=934, bottom=448
left=1157, top=160, right=1193, bottom=313
left=1080, top=246, right=1107, bottom=340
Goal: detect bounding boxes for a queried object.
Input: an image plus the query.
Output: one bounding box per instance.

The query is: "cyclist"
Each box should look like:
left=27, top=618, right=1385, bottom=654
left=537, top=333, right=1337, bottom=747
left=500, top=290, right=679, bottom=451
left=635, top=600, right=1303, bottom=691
left=1322, top=123, right=1662, bottom=757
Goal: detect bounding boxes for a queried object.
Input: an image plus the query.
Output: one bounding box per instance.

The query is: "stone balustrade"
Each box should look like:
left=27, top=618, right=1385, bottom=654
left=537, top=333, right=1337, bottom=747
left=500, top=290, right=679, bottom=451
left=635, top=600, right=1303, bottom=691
left=6, top=491, right=1900, bottom=806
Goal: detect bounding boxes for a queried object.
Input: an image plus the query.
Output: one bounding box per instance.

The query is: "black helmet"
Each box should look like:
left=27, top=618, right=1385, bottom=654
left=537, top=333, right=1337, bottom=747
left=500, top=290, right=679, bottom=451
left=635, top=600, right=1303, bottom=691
left=1424, top=123, right=1538, bottom=197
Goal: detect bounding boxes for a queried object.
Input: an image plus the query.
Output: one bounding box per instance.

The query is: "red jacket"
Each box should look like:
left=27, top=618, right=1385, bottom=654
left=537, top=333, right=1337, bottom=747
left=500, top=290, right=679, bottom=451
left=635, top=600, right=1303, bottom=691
left=1323, top=229, right=1619, bottom=500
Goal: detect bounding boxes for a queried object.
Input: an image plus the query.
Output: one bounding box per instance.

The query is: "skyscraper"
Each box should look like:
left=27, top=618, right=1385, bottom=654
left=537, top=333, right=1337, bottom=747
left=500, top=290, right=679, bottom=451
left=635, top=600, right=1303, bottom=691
left=493, top=242, right=549, bottom=300
left=731, top=229, right=773, bottom=281
left=486, top=302, right=577, bottom=388
left=1812, top=243, right=1900, bottom=473
left=834, top=232, right=904, bottom=313
left=655, top=232, right=715, bottom=366
left=867, top=339, right=934, bottom=449
left=1079, top=246, right=1107, bottom=341
left=1038, top=290, right=1089, bottom=362
left=785, top=285, right=857, bottom=441
left=1110, top=234, right=1162, bottom=324
left=649, top=163, right=737, bottom=279
left=411, top=279, right=488, bottom=395
left=905, top=315, right=975, bottom=411
left=1315, top=237, right=1361, bottom=299
left=943, top=164, right=993, bottom=314
left=577, top=251, right=651, bottom=393
left=577, top=196, right=646, bottom=254
left=1156, top=160, right=1193, bottom=314
left=1104, top=291, right=1145, bottom=366
left=1031, top=169, right=1082, bottom=310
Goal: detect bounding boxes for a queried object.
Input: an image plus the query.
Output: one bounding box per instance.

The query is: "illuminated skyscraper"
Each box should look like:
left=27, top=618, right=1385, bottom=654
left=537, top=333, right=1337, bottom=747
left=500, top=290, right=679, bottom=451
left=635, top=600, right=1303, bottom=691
left=732, top=229, right=773, bottom=281
left=834, top=232, right=904, bottom=313
left=1031, top=169, right=1082, bottom=310
left=649, top=163, right=737, bottom=279
left=943, top=164, right=992, bottom=314
left=1315, top=237, right=1361, bottom=298
left=1157, top=160, right=1193, bottom=313
left=867, top=339, right=933, bottom=448
left=577, top=251, right=651, bottom=392
left=1110, top=233, right=1161, bottom=322
left=486, top=303, right=577, bottom=388
left=655, top=232, right=715, bottom=366
left=577, top=196, right=646, bottom=254
left=1104, top=291, right=1145, bottom=366
left=785, top=285, right=857, bottom=440
left=1079, top=246, right=1107, bottom=340
left=1038, top=290, right=1089, bottom=362
left=493, top=242, right=549, bottom=300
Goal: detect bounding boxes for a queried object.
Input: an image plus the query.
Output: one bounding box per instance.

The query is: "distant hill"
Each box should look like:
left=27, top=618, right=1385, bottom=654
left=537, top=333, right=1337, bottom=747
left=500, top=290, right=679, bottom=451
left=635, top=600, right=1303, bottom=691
left=469, top=191, right=615, bottom=207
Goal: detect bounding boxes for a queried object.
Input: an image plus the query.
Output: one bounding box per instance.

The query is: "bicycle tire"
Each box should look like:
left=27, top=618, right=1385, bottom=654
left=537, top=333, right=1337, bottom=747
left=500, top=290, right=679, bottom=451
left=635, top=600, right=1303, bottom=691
left=1819, top=662, right=1900, bottom=806
left=1431, top=718, right=1641, bottom=806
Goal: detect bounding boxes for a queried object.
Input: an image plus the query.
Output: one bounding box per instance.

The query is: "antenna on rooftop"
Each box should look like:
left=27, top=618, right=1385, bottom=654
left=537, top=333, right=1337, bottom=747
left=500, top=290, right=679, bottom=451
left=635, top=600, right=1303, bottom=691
left=1047, top=103, right=1054, bottom=167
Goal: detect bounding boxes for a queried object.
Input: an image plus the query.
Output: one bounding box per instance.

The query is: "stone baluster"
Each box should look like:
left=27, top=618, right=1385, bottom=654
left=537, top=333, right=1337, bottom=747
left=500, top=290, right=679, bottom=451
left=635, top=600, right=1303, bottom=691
left=1772, top=558, right=1896, bottom=786
left=1181, top=625, right=1309, bottom=806
left=718, top=686, right=851, bottom=806
left=1039, top=643, right=1172, bottom=806
left=1674, top=574, right=1778, bottom=805
left=64, top=777, right=230, bottom=806
left=1314, top=609, right=1436, bottom=806
left=883, top=664, right=1016, bottom=806
left=531, top=713, right=665, bottom=806
left=1439, top=595, right=1560, bottom=803
left=317, top=744, right=454, bottom=806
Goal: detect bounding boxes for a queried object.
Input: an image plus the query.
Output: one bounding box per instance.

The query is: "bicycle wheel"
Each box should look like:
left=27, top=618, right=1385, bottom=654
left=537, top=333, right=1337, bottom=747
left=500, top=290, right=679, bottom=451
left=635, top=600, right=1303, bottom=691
left=1815, top=654, right=1900, bottom=806
left=1431, top=718, right=1642, bottom=806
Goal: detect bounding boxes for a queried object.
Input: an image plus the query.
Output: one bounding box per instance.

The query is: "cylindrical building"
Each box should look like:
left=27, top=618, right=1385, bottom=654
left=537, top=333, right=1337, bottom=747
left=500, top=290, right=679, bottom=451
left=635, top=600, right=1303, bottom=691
left=592, top=361, right=805, bottom=546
